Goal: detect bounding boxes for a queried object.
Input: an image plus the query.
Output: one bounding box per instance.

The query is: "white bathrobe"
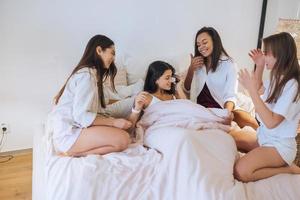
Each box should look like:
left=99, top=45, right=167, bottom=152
left=48, top=67, right=105, bottom=153
left=184, top=57, right=238, bottom=108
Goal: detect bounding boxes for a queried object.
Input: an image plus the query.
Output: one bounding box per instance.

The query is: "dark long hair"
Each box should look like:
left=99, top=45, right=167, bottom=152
left=263, top=32, right=300, bottom=103
left=54, top=35, right=117, bottom=108
left=194, top=27, right=230, bottom=72
left=144, top=61, right=176, bottom=95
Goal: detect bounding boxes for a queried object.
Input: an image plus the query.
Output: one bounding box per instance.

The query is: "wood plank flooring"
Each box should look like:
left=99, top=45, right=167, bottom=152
left=0, top=151, right=32, bottom=200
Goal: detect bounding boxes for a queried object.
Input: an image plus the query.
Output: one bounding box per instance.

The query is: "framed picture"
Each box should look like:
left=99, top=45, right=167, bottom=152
left=276, top=18, right=300, bottom=59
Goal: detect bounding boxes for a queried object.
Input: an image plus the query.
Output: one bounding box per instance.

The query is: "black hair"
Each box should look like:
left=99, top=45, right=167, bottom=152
left=194, top=27, right=230, bottom=72
left=144, top=61, right=176, bottom=95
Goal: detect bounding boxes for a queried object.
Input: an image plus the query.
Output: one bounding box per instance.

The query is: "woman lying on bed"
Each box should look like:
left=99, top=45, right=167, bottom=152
left=127, top=60, right=232, bottom=142
left=127, top=60, right=183, bottom=126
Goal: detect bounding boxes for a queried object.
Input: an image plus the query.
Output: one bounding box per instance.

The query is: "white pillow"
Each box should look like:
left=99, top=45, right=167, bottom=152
left=167, top=53, right=190, bottom=75
left=104, top=79, right=144, bottom=118
left=105, top=96, right=135, bottom=118
left=124, top=53, right=191, bottom=84
left=115, top=79, right=144, bottom=99
left=125, top=57, right=147, bottom=84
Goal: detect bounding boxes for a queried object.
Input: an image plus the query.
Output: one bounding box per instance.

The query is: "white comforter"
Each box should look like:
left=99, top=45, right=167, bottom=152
left=45, top=100, right=300, bottom=200
left=135, top=99, right=231, bottom=143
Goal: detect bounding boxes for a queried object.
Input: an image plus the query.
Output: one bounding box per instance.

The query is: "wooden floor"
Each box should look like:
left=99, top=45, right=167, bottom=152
left=0, top=151, right=32, bottom=200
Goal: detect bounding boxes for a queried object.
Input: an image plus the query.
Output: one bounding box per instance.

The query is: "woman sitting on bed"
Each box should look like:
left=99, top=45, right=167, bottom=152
left=183, top=26, right=258, bottom=129
left=232, top=32, right=300, bottom=182
left=49, top=35, right=132, bottom=157
left=128, top=60, right=184, bottom=125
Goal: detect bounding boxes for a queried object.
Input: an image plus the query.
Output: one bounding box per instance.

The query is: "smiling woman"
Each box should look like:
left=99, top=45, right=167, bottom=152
left=183, top=27, right=259, bottom=129
left=47, top=35, right=132, bottom=157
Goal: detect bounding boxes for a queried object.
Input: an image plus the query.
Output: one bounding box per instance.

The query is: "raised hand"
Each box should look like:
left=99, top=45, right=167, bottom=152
left=248, top=49, right=265, bottom=69
left=113, top=118, right=132, bottom=129
left=189, top=54, right=204, bottom=72
left=238, top=69, right=258, bottom=95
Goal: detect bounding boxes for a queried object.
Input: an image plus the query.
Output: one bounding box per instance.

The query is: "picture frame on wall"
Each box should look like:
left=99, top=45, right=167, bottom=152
left=276, top=18, right=300, bottom=59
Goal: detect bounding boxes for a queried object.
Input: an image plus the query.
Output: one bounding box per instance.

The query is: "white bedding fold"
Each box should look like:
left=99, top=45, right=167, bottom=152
left=43, top=99, right=300, bottom=200
left=135, top=99, right=231, bottom=142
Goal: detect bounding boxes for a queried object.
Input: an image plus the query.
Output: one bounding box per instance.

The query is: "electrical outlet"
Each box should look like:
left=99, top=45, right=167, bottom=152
left=1, top=123, right=9, bottom=134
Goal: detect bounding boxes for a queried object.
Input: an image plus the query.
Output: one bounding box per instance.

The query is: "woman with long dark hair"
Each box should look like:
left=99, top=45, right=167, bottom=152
left=48, top=35, right=132, bottom=157
left=183, top=26, right=258, bottom=128
left=127, top=60, right=184, bottom=126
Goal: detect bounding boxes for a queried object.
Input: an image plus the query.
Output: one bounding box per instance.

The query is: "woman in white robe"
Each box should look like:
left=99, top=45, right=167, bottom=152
left=48, top=35, right=132, bottom=156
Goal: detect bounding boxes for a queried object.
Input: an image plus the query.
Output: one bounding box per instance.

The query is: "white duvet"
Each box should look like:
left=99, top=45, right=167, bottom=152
left=45, top=100, right=300, bottom=200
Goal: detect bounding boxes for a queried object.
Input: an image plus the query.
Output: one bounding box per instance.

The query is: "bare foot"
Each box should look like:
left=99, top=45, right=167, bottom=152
left=290, top=163, right=300, bottom=174
left=57, top=152, right=70, bottom=157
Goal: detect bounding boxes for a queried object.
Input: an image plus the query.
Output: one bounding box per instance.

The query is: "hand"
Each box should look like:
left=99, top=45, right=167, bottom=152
left=223, top=110, right=234, bottom=125
left=238, top=69, right=258, bottom=95
left=113, top=118, right=132, bottom=130
left=134, top=92, right=148, bottom=111
left=248, top=49, right=265, bottom=69
left=189, top=54, right=204, bottom=72
left=172, top=74, right=181, bottom=84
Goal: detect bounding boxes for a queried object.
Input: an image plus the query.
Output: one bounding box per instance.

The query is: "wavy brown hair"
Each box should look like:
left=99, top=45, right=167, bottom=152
left=263, top=32, right=300, bottom=103
left=54, top=35, right=117, bottom=108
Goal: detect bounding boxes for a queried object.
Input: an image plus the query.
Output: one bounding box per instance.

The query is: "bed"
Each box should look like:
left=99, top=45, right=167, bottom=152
left=32, top=100, right=300, bottom=200
left=33, top=54, right=300, bottom=199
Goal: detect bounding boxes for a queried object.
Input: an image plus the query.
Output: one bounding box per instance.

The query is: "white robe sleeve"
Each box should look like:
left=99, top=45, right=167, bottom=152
left=72, top=71, right=98, bottom=128
left=223, top=62, right=238, bottom=106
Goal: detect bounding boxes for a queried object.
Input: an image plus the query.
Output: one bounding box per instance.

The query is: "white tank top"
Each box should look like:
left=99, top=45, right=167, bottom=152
left=148, top=95, right=162, bottom=107
left=145, top=94, right=176, bottom=110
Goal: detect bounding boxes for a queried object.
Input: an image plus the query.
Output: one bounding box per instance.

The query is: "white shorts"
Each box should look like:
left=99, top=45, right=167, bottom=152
left=257, top=132, right=297, bottom=165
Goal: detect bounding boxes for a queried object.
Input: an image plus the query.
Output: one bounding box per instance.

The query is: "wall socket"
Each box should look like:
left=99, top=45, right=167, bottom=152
left=1, top=123, right=9, bottom=134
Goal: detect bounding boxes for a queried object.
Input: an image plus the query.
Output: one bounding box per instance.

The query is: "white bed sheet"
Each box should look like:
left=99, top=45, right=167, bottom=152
left=32, top=123, right=47, bottom=200
left=33, top=125, right=300, bottom=200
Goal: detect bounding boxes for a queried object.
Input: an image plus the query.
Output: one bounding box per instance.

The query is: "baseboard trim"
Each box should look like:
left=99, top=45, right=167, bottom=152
left=0, top=148, right=32, bottom=155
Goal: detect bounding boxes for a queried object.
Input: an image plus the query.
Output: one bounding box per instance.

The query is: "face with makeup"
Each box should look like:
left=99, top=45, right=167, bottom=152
left=196, top=32, right=214, bottom=58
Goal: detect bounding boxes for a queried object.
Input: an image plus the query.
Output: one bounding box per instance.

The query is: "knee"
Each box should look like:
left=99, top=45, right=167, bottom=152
left=228, top=129, right=243, bottom=143
left=114, top=132, right=130, bottom=151
left=234, top=162, right=252, bottom=183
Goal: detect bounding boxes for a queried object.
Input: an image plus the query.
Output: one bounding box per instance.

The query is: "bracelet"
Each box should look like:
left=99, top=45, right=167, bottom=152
left=131, top=107, right=141, bottom=114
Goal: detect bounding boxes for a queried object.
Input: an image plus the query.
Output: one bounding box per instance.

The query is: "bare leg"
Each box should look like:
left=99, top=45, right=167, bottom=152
left=233, top=110, right=259, bottom=130
left=70, top=146, right=122, bottom=157
left=234, top=146, right=300, bottom=182
left=229, top=128, right=259, bottom=152
left=248, top=164, right=300, bottom=180
left=66, top=126, right=130, bottom=156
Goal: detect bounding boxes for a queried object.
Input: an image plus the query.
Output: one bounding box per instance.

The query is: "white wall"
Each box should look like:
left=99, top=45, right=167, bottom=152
left=0, top=0, right=280, bottom=152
